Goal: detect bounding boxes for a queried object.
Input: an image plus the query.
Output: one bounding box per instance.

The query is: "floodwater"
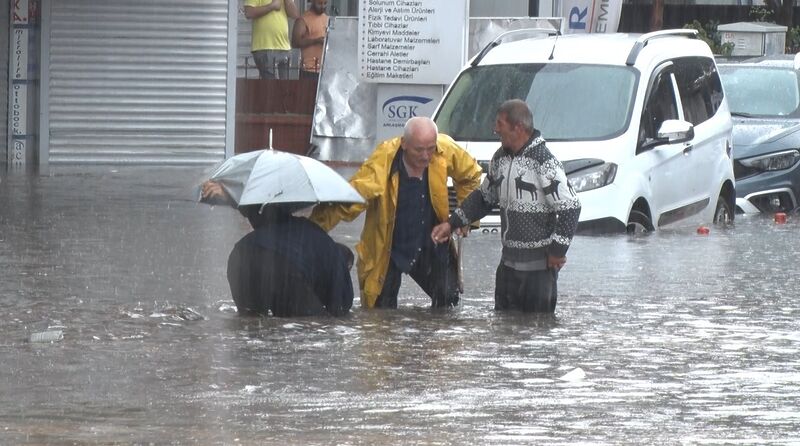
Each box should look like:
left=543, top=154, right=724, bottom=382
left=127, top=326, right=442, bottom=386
left=1, top=166, right=799, bottom=445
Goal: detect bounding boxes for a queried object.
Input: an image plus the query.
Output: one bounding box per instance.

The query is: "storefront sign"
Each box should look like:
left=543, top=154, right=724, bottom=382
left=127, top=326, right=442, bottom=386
left=562, top=0, right=623, bottom=34
left=375, top=84, right=442, bottom=141
left=12, top=140, right=26, bottom=166
left=11, top=84, right=27, bottom=136
left=13, top=0, right=29, bottom=24
left=9, top=0, right=32, bottom=166
left=358, top=0, right=467, bottom=84
left=13, top=28, right=28, bottom=79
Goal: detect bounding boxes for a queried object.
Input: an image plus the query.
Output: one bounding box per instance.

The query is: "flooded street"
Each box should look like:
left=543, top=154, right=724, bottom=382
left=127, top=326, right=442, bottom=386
left=1, top=167, right=800, bottom=445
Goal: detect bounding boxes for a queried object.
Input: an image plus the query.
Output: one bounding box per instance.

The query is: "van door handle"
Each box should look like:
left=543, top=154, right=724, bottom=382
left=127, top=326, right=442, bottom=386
left=683, top=145, right=693, bottom=155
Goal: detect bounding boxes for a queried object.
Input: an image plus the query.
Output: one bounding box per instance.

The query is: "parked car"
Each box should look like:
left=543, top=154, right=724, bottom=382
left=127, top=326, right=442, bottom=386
left=718, top=54, right=800, bottom=214
left=435, top=29, right=736, bottom=233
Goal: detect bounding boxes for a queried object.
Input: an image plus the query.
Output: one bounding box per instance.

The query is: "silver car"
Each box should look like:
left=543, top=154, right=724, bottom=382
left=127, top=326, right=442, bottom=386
left=718, top=54, right=800, bottom=214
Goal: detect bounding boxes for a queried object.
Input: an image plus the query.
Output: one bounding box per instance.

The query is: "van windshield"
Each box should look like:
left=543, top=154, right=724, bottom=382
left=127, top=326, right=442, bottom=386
left=435, top=63, right=638, bottom=142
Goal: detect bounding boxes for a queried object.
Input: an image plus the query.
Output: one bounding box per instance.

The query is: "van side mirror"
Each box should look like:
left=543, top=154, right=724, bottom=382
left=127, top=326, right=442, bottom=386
left=656, top=119, right=694, bottom=144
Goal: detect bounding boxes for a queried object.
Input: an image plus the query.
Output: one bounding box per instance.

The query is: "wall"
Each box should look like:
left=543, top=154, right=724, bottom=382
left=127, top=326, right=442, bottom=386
left=470, top=0, right=529, bottom=16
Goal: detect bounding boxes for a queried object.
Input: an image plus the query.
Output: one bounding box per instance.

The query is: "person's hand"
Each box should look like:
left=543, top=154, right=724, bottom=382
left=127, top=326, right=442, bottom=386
left=265, top=0, right=281, bottom=12
left=547, top=255, right=566, bottom=271
left=431, top=222, right=452, bottom=245
left=201, top=180, right=226, bottom=200
left=454, top=225, right=471, bottom=238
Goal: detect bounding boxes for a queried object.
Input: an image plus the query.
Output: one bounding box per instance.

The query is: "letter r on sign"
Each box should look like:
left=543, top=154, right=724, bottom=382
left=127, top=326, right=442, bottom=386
left=568, top=7, right=588, bottom=30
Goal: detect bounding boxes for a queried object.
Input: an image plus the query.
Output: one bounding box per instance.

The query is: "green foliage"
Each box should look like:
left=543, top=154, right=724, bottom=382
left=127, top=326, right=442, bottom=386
left=748, top=6, right=774, bottom=22
left=683, top=20, right=735, bottom=56
left=787, top=26, right=800, bottom=53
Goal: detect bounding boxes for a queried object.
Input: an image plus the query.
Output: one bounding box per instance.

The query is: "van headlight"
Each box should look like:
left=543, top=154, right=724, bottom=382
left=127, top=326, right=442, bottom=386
left=739, top=149, right=800, bottom=171
left=568, top=162, right=617, bottom=192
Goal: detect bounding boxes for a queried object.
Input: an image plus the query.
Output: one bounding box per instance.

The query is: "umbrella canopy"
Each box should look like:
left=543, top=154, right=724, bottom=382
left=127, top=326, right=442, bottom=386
left=206, top=149, right=364, bottom=207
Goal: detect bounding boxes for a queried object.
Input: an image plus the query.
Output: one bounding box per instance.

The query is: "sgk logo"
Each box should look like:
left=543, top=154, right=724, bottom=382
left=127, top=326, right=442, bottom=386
left=381, top=96, right=433, bottom=120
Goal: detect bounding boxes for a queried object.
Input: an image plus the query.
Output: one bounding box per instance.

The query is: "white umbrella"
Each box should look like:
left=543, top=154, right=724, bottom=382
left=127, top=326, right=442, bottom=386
left=206, top=149, right=364, bottom=207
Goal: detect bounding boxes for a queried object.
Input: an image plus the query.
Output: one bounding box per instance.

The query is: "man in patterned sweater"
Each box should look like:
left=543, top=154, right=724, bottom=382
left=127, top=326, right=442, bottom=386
left=431, top=99, right=581, bottom=312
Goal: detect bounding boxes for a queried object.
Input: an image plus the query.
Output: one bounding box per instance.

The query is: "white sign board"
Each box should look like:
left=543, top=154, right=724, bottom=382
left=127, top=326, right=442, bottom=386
left=13, top=28, right=28, bottom=80
left=11, top=84, right=27, bottom=135
left=12, top=140, right=26, bottom=167
left=562, top=0, right=623, bottom=34
left=9, top=0, right=30, bottom=167
left=376, top=84, right=442, bottom=141
left=358, top=0, right=467, bottom=84
left=13, top=0, right=29, bottom=24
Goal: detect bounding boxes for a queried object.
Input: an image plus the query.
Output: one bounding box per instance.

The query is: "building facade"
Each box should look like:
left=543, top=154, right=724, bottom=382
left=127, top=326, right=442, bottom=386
left=3, top=0, right=778, bottom=168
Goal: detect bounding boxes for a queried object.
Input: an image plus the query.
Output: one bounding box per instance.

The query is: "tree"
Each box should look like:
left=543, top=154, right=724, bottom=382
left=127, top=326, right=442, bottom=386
left=765, top=0, right=793, bottom=27
left=650, top=0, right=664, bottom=31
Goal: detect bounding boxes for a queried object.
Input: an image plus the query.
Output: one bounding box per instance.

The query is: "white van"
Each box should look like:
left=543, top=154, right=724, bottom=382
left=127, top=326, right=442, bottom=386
left=435, top=29, right=736, bottom=233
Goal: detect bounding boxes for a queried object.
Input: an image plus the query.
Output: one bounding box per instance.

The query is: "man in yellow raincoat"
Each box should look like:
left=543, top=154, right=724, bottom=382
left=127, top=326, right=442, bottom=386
left=311, top=117, right=482, bottom=309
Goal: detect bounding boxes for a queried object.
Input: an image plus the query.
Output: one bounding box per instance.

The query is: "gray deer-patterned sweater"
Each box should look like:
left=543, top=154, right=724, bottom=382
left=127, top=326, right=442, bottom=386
left=449, top=132, right=581, bottom=268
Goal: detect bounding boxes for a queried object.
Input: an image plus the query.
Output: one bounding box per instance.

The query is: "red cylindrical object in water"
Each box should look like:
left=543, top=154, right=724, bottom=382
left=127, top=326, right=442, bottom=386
left=697, top=226, right=710, bottom=235
left=775, top=212, right=787, bottom=224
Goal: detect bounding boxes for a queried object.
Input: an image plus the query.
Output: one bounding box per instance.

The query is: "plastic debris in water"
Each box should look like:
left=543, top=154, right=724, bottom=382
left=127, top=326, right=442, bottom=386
left=558, top=367, right=586, bottom=382
left=176, top=307, right=205, bottom=321
left=29, top=330, right=64, bottom=343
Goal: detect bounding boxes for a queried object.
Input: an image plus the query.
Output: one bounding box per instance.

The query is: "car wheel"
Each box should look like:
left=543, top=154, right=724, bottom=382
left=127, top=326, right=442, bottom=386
left=626, top=210, right=654, bottom=234
left=713, top=195, right=733, bottom=226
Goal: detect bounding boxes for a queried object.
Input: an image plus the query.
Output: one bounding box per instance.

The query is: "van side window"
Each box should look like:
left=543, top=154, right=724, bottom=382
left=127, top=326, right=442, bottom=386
left=673, top=57, right=723, bottom=126
left=705, top=61, right=724, bottom=114
left=638, top=70, right=679, bottom=151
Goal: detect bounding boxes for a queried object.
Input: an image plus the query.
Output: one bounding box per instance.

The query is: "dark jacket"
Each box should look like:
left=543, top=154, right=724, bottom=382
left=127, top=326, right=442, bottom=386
left=227, top=214, right=354, bottom=317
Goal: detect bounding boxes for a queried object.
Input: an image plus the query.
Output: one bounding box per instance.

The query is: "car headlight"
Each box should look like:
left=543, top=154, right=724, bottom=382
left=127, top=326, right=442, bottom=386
left=568, top=162, right=617, bottom=192
left=739, top=149, right=800, bottom=171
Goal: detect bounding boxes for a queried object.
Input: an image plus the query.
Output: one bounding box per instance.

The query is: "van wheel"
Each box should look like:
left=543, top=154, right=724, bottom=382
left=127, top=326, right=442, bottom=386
left=626, top=210, right=654, bottom=234
left=713, top=195, right=733, bottom=226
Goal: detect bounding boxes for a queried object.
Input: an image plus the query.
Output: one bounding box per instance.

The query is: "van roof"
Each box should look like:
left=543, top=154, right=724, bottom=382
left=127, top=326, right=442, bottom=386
left=475, top=32, right=713, bottom=68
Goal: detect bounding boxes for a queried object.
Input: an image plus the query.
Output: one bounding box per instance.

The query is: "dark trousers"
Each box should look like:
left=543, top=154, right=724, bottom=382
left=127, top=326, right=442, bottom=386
left=374, top=246, right=459, bottom=309
left=494, top=263, right=558, bottom=313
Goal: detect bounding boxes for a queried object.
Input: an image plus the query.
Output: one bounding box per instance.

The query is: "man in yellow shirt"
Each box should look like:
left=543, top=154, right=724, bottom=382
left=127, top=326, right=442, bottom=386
left=244, top=0, right=299, bottom=79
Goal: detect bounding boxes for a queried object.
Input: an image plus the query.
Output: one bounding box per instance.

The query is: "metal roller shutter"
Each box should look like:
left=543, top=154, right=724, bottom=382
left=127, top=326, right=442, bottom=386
left=45, top=0, right=231, bottom=165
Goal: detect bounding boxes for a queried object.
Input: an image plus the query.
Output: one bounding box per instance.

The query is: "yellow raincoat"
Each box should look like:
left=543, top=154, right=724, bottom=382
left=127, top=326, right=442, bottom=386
left=310, top=134, right=482, bottom=308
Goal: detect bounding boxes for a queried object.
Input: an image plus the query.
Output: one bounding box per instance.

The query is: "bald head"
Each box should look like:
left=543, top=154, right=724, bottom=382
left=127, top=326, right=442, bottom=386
left=403, top=116, right=438, bottom=142
left=400, top=117, right=439, bottom=176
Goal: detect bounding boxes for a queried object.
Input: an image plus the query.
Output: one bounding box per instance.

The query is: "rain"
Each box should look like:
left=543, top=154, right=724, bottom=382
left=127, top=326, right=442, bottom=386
left=1, top=167, right=800, bottom=444
left=3, top=0, right=800, bottom=444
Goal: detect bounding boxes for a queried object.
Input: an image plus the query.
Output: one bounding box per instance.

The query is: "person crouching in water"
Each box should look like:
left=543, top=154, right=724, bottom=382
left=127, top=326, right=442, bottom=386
left=203, top=181, right=354, bottom=317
